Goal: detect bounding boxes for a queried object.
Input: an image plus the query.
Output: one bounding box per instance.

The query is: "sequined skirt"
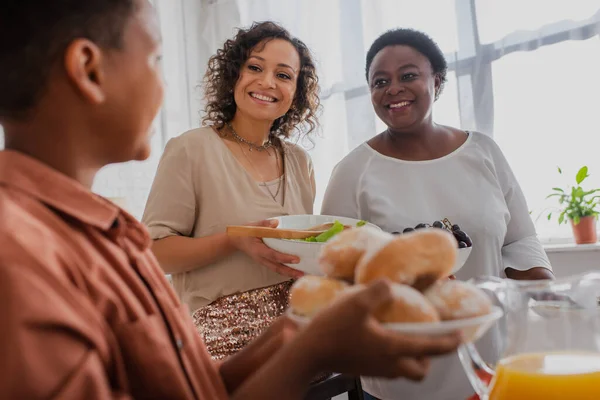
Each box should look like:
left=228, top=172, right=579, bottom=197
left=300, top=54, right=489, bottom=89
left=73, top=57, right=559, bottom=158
left=193, top=280, right=331, bottom=384
left=192, top=281, right=293, bottom=361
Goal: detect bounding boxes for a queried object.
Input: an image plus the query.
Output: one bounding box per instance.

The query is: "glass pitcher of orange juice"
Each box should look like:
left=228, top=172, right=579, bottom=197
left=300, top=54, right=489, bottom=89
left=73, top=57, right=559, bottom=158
left=459, top=272, right=600, bottom=400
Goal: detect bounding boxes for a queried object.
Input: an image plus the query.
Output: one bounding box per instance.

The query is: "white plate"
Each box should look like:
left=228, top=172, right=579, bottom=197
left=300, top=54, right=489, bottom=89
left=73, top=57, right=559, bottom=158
left=263, top=215, right=380, bottom=275
left=531, top=300, right=600, bottom=319
left=287, top=306, right=503, bottom=343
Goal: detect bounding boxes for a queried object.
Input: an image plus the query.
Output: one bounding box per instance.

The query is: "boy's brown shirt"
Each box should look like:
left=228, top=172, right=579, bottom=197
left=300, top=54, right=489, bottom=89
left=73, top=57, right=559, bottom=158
left=0, top=150, right=228, bottom=399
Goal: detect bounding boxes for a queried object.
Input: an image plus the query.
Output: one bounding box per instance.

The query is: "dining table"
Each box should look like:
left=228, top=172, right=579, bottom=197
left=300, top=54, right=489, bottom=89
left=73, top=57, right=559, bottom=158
left=305, top=374, right=363, bottom=400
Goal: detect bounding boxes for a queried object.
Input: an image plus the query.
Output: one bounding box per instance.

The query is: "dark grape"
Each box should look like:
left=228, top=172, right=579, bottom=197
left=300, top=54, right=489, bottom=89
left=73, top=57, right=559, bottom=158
left=432, top=220, right=444, bottom=229
left=403, top=227, right=415, bottom=233
left=452, top=224, right=461, bottom=232
left=458, top=241, right=468, bottom=248
left=463, top=235, right=473, bottom=247
left=453, top=230, right=468, bottom=242
left=415, top=223, right=430, bottom=229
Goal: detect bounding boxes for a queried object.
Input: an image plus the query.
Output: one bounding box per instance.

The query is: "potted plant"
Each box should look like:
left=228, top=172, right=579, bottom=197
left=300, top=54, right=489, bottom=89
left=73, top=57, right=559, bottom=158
left=546, top=166, right=600, bottom=244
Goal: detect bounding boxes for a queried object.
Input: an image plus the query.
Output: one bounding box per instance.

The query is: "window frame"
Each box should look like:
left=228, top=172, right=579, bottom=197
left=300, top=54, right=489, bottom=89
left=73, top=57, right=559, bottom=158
left=329, top=0, right=600, bottom=242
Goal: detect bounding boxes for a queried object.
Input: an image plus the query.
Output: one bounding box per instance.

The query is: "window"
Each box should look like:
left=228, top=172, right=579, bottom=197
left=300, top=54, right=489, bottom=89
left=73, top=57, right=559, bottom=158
left=476, top=0, right=600, bottom=44
left=471, top=0, right=600, bottom=240
left=361, top=0, right=460, bottom=54
left=176, top=0, right=600, bottom=239
left=86, top=0, right=600, bottom=238
left=492, top=38, right=600, bottom=240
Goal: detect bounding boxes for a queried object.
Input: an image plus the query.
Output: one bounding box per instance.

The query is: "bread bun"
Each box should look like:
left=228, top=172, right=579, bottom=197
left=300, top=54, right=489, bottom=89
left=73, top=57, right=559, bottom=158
left=319, top=226, right=393, bottom=281
left=424, top=280, right=492, bottom=320
left=289, top=276, right=349, bottom=318
left=375, top=283, right=440, bottom=323
left=355, top=228, right=457, bottom=290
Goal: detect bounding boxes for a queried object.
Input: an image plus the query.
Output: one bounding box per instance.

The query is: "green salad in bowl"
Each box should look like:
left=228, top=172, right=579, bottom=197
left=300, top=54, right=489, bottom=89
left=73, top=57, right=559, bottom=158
left=263, top=215, right=379, bottom=275
left=299, top=220, right=367, bottom=242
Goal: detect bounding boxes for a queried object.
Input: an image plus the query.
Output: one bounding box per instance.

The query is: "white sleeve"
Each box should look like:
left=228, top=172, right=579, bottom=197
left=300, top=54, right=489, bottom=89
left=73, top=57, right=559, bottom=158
left=490, top=141, right=552, bottom=271
left=320, top=155, right=363, bottom=220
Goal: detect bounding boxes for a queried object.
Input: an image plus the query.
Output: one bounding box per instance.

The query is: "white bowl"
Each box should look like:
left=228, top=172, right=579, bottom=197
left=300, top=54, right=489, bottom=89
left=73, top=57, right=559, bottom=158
left=264, top=215, right=472, bottom=276
left=287, top=306, right=503, bottom=343
left=263, top=215, right=380, bottom=275
left=452, top=245, right=472, bottom=275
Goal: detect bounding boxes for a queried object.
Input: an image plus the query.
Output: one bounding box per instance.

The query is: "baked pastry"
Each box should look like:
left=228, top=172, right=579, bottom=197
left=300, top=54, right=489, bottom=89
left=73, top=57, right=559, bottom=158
left=318, top=226, right=393, bottom=281
left=355, top=228, right=457, bottom=290
left=375, top=283, right=440, bottom=323
left=289, top=276, right=349, bottom=318
left=424, top=280, right=492, bottom=320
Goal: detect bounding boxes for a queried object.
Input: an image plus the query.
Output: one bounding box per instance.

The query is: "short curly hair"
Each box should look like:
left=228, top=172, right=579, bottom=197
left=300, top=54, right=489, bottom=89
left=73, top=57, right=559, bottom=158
left=365, top=28, right=448, bottom=100
left=202, top=21, right=320, bottom=139
left=0, top=0, right=136, bottom=120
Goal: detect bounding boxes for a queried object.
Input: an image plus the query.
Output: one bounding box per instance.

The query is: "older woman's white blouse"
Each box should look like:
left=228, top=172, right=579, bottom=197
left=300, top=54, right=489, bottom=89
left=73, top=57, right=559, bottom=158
left=321, top=131, right=551, bottom=400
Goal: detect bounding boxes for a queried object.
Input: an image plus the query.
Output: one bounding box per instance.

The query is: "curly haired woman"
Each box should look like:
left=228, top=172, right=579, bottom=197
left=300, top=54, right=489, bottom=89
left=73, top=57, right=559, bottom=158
left=142, top=21, right=321, bottom=359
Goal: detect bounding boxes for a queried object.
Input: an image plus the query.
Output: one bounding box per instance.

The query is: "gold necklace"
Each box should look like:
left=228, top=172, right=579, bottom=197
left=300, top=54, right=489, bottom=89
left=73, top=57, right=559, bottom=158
left=226, top=122, right=273, bottom=152
left=236, top=140, right=284, bottom=204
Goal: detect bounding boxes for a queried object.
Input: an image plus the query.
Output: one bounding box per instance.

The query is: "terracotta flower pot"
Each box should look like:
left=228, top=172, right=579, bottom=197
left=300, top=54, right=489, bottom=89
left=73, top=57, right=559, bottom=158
left=570, top=216, right=598, bottom=244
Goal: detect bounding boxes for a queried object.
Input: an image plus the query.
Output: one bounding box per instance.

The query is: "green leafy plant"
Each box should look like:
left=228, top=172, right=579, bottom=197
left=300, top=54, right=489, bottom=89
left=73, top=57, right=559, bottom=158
left=546, top=166, right=600, bottom=225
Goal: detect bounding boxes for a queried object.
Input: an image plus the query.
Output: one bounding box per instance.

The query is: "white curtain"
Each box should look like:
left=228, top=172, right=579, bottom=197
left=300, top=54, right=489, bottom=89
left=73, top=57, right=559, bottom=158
left=92, top=0, right=205, bottom=218
left=94, top=0, right=600, bottom=242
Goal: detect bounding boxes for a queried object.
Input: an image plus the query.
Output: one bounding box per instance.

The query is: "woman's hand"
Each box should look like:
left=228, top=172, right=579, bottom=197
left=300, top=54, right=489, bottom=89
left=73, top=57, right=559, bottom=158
left=505, top=266, right=554, bottom=281
left=506, top=267, right=557, bottom=302
left=229, top=219, right=304, bottom=278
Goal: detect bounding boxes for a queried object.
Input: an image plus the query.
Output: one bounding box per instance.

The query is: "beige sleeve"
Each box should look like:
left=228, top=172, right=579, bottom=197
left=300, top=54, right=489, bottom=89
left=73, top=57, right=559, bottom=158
left=142, top=136, right=198, bottom=240
left=287, top=142, right=317, bottom=202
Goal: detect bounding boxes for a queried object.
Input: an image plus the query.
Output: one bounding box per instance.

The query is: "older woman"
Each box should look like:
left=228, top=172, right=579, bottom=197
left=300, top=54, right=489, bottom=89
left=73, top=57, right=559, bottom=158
left=142, top=21, right=320, bottom=359
left=321, top=28, right=553, bottom=400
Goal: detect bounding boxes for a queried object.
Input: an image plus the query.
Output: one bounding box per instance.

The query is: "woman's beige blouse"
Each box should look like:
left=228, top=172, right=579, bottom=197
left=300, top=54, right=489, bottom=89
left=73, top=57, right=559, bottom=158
left=142, top=127, right=316, bottom=312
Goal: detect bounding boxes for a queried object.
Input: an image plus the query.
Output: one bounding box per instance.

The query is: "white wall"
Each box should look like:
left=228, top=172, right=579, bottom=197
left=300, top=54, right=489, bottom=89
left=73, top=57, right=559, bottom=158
left=545, top=245, right=600, bottom=278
